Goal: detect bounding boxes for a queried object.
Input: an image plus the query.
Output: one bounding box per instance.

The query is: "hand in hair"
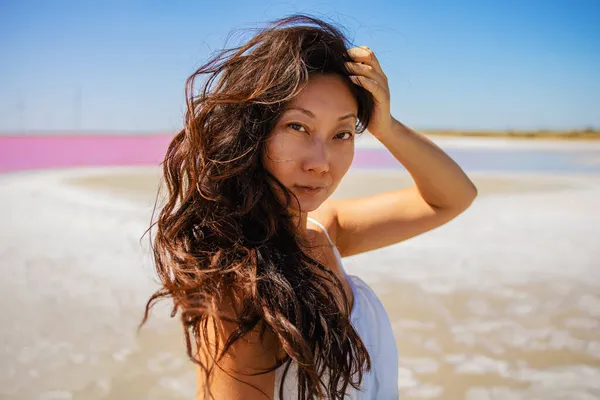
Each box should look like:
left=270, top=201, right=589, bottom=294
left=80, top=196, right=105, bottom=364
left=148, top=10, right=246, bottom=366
left=346, top=46, right=392, bottom=138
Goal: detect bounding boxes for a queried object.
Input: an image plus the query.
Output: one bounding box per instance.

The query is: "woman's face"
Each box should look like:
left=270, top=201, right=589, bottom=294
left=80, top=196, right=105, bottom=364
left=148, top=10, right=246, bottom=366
left=263, top=73, right=358, bottom=213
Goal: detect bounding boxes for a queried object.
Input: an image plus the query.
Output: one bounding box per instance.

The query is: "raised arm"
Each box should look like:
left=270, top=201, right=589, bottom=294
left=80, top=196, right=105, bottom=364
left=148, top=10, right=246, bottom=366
left=329, top=46, right=477, bottom=257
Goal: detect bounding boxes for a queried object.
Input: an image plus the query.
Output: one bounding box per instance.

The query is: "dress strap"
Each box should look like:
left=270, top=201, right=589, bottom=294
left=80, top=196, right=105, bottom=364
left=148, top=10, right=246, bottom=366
left=307, top=216, right=335, bottom=247
left=306, top=217, right=345, bottom=271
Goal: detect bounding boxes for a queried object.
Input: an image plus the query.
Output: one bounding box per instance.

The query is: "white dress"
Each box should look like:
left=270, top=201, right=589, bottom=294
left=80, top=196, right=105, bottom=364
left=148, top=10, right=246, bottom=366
left=274, top=217, right=399, bottom=399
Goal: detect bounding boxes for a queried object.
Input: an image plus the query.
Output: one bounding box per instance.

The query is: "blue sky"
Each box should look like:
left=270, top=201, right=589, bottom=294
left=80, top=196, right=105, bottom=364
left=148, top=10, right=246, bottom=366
left=1, top=0, right=599, bottom=133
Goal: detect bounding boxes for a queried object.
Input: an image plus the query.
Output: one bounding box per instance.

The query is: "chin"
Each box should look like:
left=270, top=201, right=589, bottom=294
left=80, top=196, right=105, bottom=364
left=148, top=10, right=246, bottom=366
left=300, top=195, right=330, bottom=212
left=285, top=186, right=334, bottom=213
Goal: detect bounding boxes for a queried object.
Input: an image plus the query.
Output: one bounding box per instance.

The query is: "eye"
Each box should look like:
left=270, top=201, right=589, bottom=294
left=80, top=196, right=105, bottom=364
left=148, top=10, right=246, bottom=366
left=335, top=132, right=354, bottom=140
left=287, top=123, right=307, bottom=132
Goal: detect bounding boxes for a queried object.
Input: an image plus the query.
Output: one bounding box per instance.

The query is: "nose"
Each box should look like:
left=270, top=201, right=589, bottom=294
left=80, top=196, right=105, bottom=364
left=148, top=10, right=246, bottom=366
left=302, top=138, right=329, bottom=174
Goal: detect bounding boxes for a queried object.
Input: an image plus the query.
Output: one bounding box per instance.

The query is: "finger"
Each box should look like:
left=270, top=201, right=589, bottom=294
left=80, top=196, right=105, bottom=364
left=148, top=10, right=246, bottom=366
left=348, top=46, right=379, bottom=64
left=349, top=75, right=386, bottom=101
left=347, top=46, right=382, bottom=71
left=345, top=61, right=386, bottom=84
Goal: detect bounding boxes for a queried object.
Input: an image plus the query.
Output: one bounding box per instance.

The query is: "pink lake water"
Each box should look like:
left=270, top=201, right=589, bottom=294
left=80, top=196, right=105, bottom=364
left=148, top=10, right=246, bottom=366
left=0, top=134, right=173, bottom=173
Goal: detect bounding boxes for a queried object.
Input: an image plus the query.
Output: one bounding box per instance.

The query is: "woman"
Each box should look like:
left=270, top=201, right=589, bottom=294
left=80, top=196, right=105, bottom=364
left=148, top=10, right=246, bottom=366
left=140, top=14, right=477, bottom=400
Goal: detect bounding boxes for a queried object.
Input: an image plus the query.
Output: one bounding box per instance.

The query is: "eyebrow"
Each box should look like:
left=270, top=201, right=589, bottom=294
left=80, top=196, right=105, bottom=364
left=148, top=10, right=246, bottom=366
left=285, top=107, right=357, bottom=122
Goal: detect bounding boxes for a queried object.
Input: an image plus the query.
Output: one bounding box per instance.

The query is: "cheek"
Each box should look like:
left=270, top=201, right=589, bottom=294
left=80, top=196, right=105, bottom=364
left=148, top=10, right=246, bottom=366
left=263, top=134, right=297, bottom=179
left=325, top=146, right=353, bottom=195
left=334, top=145, right=354, bottom=177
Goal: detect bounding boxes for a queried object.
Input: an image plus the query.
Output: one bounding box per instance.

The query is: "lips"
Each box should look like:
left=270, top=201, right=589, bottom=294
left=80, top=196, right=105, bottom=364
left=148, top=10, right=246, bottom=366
left=298, top=185, right=324, bottom=190
left=294, top=185, right=326, bottom=194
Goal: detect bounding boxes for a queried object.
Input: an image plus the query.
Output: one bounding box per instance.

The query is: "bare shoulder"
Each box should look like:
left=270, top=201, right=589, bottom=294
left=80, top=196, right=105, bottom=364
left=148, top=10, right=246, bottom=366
left=195, top=295, right=282, bottom=399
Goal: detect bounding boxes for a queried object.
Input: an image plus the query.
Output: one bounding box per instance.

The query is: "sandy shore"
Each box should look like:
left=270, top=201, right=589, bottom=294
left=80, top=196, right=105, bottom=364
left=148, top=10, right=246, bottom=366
left=1, top=166, right=599, bottom=399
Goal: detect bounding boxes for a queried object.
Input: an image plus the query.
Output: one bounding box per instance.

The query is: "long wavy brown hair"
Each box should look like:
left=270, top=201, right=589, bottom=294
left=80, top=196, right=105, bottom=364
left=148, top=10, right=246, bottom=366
left=139, top=14, right=375, bottom=399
